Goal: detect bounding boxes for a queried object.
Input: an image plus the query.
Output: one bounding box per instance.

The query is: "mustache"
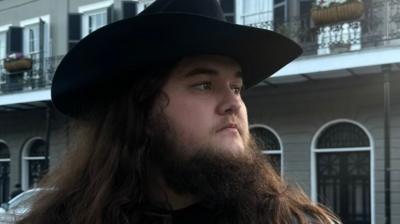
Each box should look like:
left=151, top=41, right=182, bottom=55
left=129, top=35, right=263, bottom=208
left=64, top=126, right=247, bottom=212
left=213, top=117, right=247, bottom=136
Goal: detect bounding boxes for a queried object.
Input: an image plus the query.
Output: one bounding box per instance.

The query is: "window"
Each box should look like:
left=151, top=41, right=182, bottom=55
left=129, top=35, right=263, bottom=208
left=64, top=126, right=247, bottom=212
left=0, top=141, right=10, bottom=203
left=250, top=125, right=283, bottom=174
left=273, top=0, right=287, bottom=25
left=0, top=32, right=6, bottom=60
left=312, top=120, right=373, bottom=224
left=79, top=1, right=113, bottom=38
left=82, top=10, right=107, bottom=37
left=88, top=10, right=107, bottom=34
left=0, top=31, right=6, bottom=84
left=21, top=138, right=48, bottom=190
left=241, top=0, right=273, bottom=29
left=24, top=24, right=40, bottom=55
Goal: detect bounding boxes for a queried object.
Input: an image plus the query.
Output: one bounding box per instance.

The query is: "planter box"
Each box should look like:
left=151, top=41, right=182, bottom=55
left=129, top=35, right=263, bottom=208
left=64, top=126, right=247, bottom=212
left=311, top=1, right=364, bottom=26
left=330, top=43, right=352, bottom=54
left=4, top=58, right=33, bottom=73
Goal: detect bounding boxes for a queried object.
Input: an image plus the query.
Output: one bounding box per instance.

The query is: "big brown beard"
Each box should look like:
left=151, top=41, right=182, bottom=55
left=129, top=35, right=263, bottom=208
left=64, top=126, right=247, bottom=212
left=147, top=110, right=285, bottom=222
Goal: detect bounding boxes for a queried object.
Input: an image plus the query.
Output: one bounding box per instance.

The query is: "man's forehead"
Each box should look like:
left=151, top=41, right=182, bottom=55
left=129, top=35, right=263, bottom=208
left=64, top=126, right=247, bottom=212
left=171, top=55, right=243, bottom=79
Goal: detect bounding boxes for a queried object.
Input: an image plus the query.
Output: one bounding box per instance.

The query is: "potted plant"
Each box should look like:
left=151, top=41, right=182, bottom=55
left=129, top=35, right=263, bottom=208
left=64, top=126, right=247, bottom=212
left=4, top=53, right=33, bottom=73
left=311, top=0, right=364, bottom=26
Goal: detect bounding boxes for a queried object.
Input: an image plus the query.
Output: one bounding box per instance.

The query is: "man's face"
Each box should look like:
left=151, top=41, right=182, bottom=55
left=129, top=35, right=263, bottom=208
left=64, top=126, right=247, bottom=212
left=158, top=55, right=249, bottom=157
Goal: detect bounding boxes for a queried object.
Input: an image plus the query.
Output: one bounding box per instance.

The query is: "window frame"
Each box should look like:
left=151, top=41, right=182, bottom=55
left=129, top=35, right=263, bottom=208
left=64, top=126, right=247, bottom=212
left=249, top=124, right=284, bottom=175
left=78, top=0, right=113, bottom=38
left=310, top=119, right=375, bottom=224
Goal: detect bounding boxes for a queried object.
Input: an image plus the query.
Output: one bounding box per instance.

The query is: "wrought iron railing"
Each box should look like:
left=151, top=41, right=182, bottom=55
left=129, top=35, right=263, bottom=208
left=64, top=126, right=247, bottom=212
left=247, top=0, right=400, bottom=56
left=0, top=54, right=63, bottom=94
left=1, top=1, right=400, bottom=96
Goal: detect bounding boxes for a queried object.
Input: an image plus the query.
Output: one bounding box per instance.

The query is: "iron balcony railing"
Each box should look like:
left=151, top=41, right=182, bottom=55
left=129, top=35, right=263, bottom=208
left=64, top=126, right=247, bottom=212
left=1, top=1, right=399, bottom=96
left=0, top=54, right=63, bottom=94
left=247, top=0, right=400, bottom=56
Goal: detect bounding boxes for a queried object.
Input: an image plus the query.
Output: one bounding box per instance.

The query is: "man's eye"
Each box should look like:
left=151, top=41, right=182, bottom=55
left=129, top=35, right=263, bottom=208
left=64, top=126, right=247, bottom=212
left=193, top=82, right=211, bottom=90
left=231, top=85, right=243, bottom=95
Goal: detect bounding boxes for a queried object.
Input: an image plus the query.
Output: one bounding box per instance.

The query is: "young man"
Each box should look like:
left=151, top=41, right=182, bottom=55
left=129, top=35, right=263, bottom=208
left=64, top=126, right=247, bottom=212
left=18, top=0, right=340, bottom=223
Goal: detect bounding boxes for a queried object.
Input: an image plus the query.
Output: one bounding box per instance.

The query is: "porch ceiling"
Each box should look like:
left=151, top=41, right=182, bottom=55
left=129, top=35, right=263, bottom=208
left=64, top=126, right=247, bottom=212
left=262, top=46, right=400, bottom=86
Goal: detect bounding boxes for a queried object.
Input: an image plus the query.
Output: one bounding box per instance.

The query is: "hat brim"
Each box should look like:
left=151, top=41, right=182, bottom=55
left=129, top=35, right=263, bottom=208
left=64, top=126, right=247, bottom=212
left=52, top=13, right=302, bottom=117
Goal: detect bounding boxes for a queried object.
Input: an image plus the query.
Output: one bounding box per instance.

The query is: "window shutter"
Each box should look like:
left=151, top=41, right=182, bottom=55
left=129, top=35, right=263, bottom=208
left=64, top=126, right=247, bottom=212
left=6, top=26, right=23, bottom=55
left=122, top=1, right=139, bottom=19
left=39, top=19, right=45, bottom=53
left=39, top=19, right=45, bottom=73
left=107, top=5, right=114, bottom=24
left=68, top=13, right=81, bottom=51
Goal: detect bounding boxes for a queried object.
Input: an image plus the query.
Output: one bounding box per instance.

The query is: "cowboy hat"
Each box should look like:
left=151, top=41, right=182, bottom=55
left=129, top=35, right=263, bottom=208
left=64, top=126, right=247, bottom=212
left=51, top=0, right=302, bottom=118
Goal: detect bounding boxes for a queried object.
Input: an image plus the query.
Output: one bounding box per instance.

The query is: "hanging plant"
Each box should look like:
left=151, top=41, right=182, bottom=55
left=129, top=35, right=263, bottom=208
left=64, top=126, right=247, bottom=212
left=4, top=53, right=33, bottom=73
left=311, top=0, right=364, bottom=26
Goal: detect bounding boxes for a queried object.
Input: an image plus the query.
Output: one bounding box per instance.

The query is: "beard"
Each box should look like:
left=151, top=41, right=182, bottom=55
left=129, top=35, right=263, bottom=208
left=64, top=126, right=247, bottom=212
left=147, top=110, right=285, bottom=222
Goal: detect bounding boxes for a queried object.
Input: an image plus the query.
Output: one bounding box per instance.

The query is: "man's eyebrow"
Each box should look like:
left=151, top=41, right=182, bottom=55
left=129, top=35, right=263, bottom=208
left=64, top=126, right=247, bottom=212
left=184, top=67, right=243, bottom=78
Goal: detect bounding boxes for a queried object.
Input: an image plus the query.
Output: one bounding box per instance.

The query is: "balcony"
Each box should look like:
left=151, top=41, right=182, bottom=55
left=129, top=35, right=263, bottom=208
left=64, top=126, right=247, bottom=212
left=0, top=54, right=63, bottom=95
left=247, top=0, right=400, bottom=57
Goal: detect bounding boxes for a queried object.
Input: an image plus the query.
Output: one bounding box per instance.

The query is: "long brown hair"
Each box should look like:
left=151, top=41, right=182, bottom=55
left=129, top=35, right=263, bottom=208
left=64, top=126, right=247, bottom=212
left=18, top=62, right=340, bottom=224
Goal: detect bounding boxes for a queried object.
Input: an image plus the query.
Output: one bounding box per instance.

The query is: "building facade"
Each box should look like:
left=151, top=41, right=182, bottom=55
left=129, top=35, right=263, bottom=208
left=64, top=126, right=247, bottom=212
left=0, top=0, right=399, bottom=223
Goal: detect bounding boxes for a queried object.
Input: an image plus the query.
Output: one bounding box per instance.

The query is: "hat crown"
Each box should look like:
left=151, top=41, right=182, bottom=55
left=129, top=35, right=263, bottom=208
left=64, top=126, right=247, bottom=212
left=138, top=0, right=226, bottom=21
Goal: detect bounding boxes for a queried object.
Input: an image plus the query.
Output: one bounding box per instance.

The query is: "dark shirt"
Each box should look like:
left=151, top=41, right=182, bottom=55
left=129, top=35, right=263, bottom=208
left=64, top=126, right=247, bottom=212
left=142, top=202, right=220, bottom=224
left=171, top=203, right=218, bottom=224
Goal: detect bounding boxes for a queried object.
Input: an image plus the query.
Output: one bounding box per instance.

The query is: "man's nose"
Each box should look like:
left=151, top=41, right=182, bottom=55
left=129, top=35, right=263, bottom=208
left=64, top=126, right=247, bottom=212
left=216, top=88, right=242, bottom=115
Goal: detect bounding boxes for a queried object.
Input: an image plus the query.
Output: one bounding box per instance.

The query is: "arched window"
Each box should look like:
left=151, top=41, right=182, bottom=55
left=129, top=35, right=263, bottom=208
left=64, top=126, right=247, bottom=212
left=21, top=138, right=48, bottom=190
left=0, top=141, right=10, bottom=203
left=311, top=120, right=373, bottom=224
left=249, top=125, right=283, bottom=174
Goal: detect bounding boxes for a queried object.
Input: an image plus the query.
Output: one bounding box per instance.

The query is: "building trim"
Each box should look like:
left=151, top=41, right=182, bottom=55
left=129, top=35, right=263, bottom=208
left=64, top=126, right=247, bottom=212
left=0, top=89, right=50, bottom=106
left=249, top=123, right=284, bottom=175
left=0, top=24, right=12, bottom=32
left=20, top=15, right=50, bottom=27
left=78, top=0, right=113, bottom=13
left=310, top=118, right=375, bottom=224
left=273, top=46, right=400, bottom=78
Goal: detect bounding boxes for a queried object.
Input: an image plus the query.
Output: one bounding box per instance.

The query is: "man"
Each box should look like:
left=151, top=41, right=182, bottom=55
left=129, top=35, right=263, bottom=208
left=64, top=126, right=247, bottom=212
left=18, top=0, right=340, bottom=223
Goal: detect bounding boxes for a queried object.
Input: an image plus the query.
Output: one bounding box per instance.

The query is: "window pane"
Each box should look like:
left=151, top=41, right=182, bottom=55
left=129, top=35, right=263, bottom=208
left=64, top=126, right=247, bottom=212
left=250, top=127, right=281, bottom=151
left=0, top=33, right=6, bottom=60
left=29, top=140, right=47, bottom=157
left=317, top=123, right=370, bottom=148
left=274, top=5, right=285, bottom=23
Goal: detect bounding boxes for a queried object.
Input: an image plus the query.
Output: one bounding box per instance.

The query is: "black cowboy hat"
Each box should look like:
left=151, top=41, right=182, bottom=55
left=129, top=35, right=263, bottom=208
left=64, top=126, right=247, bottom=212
left=51, top=0, right=302, bottom=118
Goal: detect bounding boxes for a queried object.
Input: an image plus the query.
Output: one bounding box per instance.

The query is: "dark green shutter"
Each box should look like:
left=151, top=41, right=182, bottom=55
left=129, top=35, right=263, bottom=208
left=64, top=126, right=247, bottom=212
left=68, top=13, right=81, bottom=50
left=6, top=26, right=23, bottom=55
left=107, top=5, right=114, bottom=24
left=122, top=1, right=139, bottom=19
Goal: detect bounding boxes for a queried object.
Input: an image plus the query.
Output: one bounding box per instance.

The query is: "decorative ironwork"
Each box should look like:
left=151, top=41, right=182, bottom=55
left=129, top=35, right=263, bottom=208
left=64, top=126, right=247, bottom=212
left=317, top=152, right=370, bottom=224
left=0, top=54, right=63, bottom=94
left=250, top=127, right=281, bottom=173
left=0, top=143, right=9, bottom=159
left=0, top=162, right=9, bottom=203
left=245, top=0, right=400, bottom=55
left=29, top=139, right=47, bottom=157
left=317, top=122, right=370, bottom=148
left=250, top=127, right=281, bottom=150
left=29, top=160, right=48, bottom=188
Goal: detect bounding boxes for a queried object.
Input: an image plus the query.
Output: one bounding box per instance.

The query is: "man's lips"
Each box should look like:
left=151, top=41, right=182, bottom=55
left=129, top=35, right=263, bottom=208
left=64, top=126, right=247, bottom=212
left=217, top=123, right=239, bottom=133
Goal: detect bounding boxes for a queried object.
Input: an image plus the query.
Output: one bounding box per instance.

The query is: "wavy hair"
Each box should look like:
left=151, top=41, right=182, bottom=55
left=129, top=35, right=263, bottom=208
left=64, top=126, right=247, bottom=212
left=18, top=61, right=340, bottom=224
